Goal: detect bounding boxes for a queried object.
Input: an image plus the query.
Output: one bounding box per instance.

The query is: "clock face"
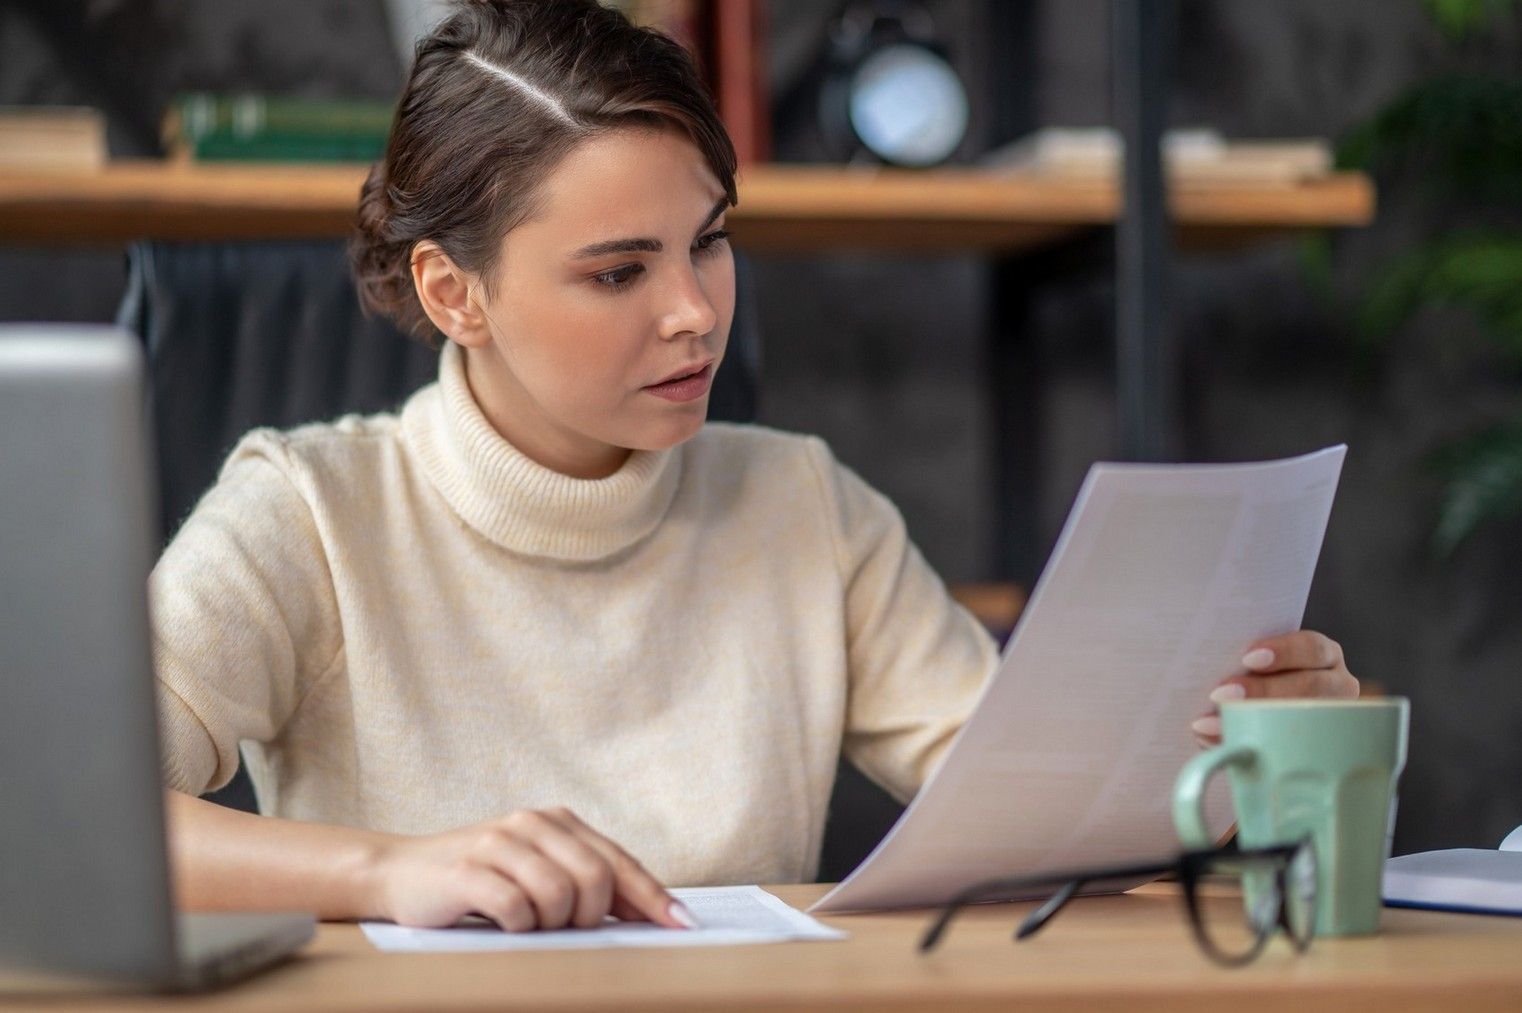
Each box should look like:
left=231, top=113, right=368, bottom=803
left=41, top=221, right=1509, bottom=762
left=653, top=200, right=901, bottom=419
left=847, top=42, right=969, bottom=167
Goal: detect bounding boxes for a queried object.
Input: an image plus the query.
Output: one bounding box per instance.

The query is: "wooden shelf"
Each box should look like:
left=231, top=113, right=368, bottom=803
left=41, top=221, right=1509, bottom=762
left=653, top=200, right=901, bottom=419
left=0, top=161, right=1374, bottom=252
left=949, top=581, right=1027, bottom=635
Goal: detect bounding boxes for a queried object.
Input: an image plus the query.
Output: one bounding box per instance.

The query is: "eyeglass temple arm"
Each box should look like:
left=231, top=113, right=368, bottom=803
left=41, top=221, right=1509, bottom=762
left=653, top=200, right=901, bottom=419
left=1015, top=857, right=1205, bottom=939
left=1014, top=878, right=1081, bottom=940
left=920, top=878, right=1011, bottom=952
left=1016, top=857, right=1186, bottom=940
left=919, top=897, right=969, bottom=952
left=918, top=859, right=1180, bottom=953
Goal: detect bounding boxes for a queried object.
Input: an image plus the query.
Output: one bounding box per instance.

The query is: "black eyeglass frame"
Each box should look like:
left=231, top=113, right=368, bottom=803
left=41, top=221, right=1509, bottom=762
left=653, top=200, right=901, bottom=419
left=918, top=837, right=1316, bottom=967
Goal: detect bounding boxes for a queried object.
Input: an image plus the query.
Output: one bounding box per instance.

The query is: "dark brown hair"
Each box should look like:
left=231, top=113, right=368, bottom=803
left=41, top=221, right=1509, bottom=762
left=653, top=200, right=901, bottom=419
left=351, top=0, right=738, bottom=344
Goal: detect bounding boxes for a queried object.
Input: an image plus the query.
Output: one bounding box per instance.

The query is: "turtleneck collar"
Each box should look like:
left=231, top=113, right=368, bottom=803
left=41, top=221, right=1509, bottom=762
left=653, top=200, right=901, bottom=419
left=400, top=341, right=682, bottom=563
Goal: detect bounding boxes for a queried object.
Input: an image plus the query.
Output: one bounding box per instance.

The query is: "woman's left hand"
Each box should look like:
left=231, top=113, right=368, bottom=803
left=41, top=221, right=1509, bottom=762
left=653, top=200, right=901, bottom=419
left=1192, top=630, right=1360, bottom=745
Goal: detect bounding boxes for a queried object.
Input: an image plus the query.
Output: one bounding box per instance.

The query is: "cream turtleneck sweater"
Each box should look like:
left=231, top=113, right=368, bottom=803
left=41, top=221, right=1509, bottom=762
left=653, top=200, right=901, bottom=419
left=151, top=342, right=997, bottom=886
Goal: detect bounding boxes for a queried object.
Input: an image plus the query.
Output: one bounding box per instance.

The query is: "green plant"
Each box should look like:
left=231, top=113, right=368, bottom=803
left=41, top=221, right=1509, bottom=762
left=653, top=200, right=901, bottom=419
left=1422, top=0, right=1522, bottom=40
left=1330, top=1, right=1522, bottom=555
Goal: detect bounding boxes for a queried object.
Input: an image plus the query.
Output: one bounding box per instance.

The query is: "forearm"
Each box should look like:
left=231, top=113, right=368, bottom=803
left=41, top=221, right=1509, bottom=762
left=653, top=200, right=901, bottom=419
left=164, top=790, right=395, bottom=920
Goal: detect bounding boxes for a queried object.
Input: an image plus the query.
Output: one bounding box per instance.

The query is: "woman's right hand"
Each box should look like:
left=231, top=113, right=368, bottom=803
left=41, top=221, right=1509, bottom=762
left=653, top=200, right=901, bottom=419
left=365, top=806, right=694, bottom=931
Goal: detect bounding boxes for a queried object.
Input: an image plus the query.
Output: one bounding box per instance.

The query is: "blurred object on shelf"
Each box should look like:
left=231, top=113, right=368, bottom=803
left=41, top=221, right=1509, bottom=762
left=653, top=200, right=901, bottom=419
left=0, top=107, right=106, bottom=172
left=711, top=0, right=771, bottom=165
left=609, top=0, right=771, bottom=164
left=383, top=0, right=454, bottom=68
left=162, top=93, right=392, bottom=163
left=815, top=1, right=969, bottom=167
left=984, top=128, right=1334, bottom=186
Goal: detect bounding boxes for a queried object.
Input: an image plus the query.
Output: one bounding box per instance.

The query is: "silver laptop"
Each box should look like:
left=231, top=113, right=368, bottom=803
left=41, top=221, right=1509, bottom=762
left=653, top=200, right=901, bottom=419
left=0, top=325, right=314, bottom=992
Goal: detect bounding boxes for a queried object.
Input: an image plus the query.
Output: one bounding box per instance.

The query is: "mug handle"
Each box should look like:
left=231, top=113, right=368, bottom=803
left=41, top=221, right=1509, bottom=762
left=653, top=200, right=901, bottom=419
left=1173, top=744, right=1257, bottom=848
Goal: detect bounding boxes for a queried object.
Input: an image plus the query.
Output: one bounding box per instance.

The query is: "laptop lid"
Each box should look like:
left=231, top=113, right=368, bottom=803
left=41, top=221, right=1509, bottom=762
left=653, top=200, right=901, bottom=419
left=0, top=325, right=179, bottom=985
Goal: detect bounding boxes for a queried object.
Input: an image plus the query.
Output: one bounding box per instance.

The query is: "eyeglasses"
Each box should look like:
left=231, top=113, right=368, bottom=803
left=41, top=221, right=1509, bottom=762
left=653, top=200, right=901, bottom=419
left=919, top=837, right=1317, bottom=967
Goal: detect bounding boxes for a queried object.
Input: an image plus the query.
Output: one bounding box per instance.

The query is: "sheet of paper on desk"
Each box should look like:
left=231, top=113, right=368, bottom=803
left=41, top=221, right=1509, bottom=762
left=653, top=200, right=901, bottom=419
left=360, top=885, right=844, bottom=952
left=814, top=446, right=1346, bottom=914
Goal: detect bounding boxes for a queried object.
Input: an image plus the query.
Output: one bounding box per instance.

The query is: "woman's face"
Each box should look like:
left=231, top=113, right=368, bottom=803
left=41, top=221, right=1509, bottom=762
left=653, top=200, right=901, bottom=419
left=456, top=127, right=735, bottom=479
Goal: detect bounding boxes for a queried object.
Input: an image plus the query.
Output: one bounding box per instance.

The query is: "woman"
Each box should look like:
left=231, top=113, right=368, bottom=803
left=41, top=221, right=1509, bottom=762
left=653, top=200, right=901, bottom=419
left=155, top=0, right=1358, bottom=934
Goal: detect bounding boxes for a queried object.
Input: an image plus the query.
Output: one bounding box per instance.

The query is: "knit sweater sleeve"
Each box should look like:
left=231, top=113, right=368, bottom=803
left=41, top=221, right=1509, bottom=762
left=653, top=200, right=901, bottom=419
left=149, top=432, right=342, bottom=796
left=805, top=439, right=999, bottom=805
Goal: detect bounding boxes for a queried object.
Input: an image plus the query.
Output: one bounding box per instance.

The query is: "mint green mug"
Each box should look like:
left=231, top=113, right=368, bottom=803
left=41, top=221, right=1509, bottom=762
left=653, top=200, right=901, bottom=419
left=1172, top=698, right=1409, bottom=936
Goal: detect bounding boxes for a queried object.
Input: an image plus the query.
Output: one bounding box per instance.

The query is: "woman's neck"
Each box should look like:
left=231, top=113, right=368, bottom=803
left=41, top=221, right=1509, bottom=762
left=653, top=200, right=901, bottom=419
left=460, top=345, right=632, bottom=480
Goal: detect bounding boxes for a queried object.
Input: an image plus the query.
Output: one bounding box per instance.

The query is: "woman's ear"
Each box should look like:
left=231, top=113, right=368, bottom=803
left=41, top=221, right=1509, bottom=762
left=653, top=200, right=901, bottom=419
left=411, top=240, right=491, bottom=348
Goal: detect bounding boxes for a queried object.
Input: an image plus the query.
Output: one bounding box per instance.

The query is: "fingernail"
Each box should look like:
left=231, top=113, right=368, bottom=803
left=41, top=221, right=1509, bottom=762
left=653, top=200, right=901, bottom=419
left=1209, top=683, right=1247, bottom=705
left=1241, top=648, right=1275, bottom=671
left=668, top=901, right=699, bottom=929
left=1192, top=716, right=1222, bottom=738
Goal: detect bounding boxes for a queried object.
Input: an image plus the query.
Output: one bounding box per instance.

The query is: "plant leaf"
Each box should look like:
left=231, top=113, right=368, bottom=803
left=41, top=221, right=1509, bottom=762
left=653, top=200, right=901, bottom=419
left=1433, top=424, right=1522, bottom=554
left=1421, top=0, right=1522, bottom=41
left=1356, top=233, right=1522, bottom=354
left=1336, top=74, right=1522, bottom=194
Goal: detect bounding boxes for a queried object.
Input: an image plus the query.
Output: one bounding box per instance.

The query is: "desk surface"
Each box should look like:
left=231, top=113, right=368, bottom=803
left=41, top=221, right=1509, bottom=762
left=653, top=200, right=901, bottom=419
left=5, top=883, right=1522, bottom=1012
left=0, top=163, right=1374, bottom=252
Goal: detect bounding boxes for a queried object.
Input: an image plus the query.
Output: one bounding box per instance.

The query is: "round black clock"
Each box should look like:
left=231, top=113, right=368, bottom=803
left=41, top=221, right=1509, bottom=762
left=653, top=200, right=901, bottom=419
left=817, top=1, right=970, bottom=167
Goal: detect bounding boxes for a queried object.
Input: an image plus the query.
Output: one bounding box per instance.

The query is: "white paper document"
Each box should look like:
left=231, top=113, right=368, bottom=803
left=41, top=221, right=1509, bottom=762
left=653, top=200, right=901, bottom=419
left=814, top=446, right=1346, bottom=913
left=360, top=885, right=844, bottom=952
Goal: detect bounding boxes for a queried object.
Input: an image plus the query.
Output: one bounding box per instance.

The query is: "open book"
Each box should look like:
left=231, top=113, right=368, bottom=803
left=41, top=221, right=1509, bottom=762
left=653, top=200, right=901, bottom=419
left=1383, top=825, right=1522, bottom=916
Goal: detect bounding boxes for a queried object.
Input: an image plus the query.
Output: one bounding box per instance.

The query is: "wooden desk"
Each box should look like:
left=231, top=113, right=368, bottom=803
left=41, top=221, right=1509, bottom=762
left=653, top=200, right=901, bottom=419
left=0, top=162, right=1373, bottom=252
left=5, top=883, right=1521, bottom=1012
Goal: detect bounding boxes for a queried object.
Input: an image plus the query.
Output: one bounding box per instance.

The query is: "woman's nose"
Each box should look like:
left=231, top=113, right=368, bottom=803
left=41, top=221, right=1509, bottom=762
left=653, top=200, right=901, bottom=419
left=658, top=266, right=719, bottom=341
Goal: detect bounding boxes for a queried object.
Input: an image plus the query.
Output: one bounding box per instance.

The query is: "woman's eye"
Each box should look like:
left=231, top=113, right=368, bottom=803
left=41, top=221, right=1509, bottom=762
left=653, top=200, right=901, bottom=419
left=594, top=264, right=643, bottom=290
left=592, top=230, right=727, bottom=292
left=695, top=228, right=730, bottom=254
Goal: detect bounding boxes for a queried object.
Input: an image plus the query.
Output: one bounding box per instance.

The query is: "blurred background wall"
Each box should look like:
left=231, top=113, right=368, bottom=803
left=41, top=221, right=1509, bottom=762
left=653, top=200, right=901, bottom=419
left=2, top=0, right=1518, bottom=855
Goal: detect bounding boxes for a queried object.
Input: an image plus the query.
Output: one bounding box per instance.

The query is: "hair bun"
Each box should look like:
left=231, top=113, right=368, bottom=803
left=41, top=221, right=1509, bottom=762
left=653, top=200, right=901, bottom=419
left=350, top=161, right=437, bottom=344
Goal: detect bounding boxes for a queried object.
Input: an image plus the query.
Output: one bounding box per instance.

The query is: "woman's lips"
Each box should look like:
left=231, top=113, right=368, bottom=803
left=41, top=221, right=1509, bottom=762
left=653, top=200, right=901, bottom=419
left=643, top=363, right=714, bottom=403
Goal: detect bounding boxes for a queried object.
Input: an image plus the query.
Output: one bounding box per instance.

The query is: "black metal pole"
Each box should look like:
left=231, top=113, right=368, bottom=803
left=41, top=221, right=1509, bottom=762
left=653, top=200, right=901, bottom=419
left=985, top=0, right=1041, bottom=582
left=1112, top=0, right=1180, bottom=461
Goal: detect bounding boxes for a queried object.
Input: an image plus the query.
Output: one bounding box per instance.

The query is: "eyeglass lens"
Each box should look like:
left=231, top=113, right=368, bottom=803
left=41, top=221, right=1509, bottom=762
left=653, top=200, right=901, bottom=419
left=1187, top=841, right=1316, bottom=966
left=1189, top=855, right=1278, bottom=964
left=1282, top=842, right=1317, bottom=948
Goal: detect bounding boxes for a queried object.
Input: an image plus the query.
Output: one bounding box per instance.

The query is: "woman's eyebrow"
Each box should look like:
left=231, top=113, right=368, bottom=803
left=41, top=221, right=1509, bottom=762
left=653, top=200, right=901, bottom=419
left=567, top=198, right=729, bottom=260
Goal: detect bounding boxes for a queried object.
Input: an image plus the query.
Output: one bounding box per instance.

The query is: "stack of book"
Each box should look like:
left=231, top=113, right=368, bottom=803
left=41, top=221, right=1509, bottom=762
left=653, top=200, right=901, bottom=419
left=0, top=107, right=106, bottom=171
left=162, top=93, right=393, bottom=163
left=984, top=127, right=1334, bottom=186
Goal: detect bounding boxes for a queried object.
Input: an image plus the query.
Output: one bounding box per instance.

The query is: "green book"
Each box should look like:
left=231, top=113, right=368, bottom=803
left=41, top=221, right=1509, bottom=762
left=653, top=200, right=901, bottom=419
left=167, top=93, right=391, bottom=161
left=185, top=132, right=387, bottom=163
